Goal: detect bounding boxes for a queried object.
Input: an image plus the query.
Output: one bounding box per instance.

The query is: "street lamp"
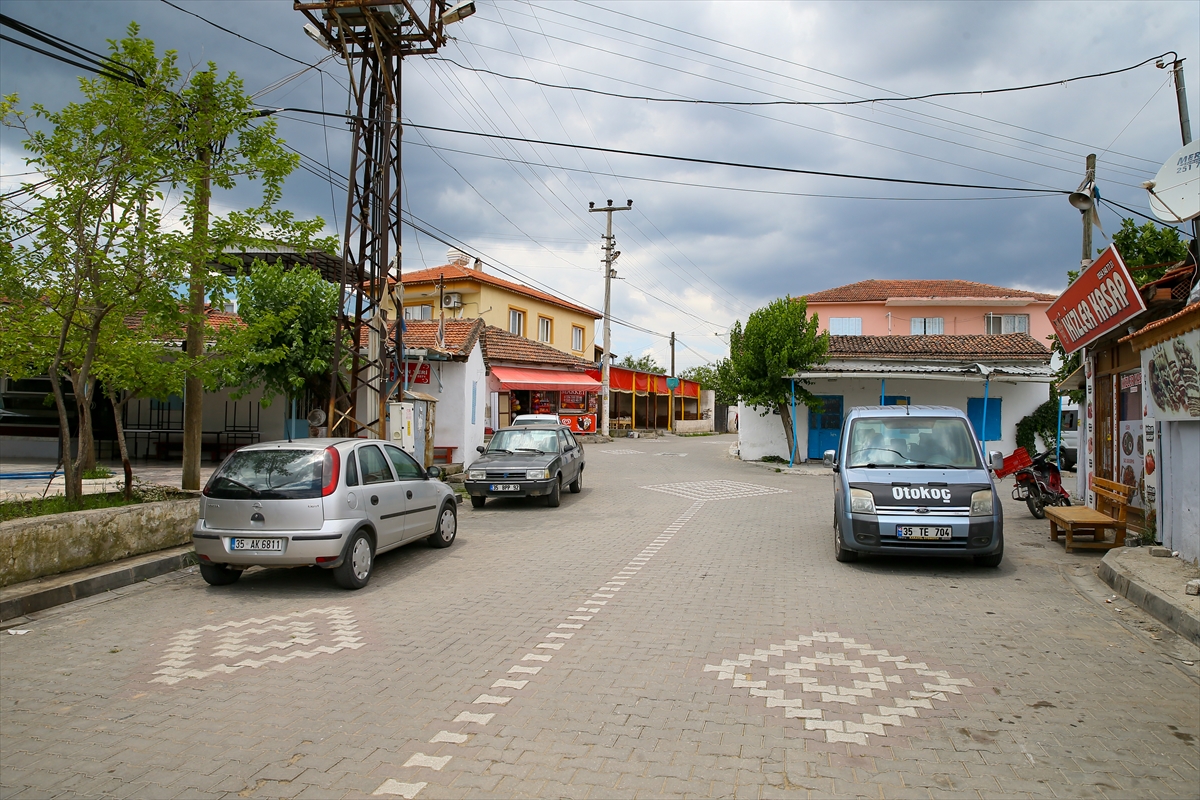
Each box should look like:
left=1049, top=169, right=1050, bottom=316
left=440, top=1, right=476, bottom=25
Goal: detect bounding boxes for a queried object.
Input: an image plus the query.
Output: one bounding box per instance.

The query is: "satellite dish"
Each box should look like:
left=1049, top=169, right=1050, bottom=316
left=1146, top=140, right=1200, bottom=223
left=306, top=408, right=327, bottom=426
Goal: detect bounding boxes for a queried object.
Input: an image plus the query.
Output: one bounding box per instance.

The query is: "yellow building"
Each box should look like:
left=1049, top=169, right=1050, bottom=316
left=393, top=252, right=602, bottom=362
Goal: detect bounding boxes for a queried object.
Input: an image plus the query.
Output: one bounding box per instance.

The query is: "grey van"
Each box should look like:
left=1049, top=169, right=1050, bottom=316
left=825, top=405, right=1005, bottom=567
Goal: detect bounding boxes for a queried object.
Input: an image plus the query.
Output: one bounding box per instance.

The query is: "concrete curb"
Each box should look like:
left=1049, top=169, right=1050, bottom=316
left=1098, top=550, right=1200, bottom=647
left=0, top=545, right=195, bottom=624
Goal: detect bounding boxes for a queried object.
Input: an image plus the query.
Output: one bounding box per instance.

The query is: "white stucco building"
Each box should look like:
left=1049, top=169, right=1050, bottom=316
left=739, top=334, right=1053, bottom=463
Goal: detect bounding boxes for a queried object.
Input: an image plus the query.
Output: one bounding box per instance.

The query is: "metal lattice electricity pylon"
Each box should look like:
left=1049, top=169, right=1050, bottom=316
left=295, top=0, right=464, bottom=438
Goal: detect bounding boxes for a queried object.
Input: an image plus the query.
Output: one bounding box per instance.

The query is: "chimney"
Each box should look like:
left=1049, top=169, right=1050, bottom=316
left=473, top=258, right=483, bottom=272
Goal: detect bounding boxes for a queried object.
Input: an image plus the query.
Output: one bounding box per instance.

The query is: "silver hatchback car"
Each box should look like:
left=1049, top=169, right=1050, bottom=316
left=193, top=439, right=459, bottom=589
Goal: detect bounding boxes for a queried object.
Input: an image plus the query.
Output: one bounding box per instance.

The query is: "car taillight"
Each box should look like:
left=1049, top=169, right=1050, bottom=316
left=321, top=446, right=340, bottom=496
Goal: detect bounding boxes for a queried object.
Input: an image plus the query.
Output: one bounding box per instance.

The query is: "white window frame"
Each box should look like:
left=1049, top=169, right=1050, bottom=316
left=910, top=317, right=944, bottom=335
left=572, top=325, right=584, bottom=352
left=986, top=313, right=1029, bottom=335
left=509, top=308, right=525, bottom=337
left=538, top=316, right=553, bottom=343
left=403, top=304, right=433, bottom=321
left=828, top=317, right=862, bottom=336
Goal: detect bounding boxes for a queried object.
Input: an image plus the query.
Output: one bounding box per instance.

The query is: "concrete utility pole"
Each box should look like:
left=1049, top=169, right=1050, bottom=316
left=181, top=83, right=213, bottom=491
left=669, top=331, right=675, bottom=377
left=588, top=199, right=632, bottom=437
left=1167, top=58, right=1200, bottom=250
left=1081, top=153, right=1096, bottom=269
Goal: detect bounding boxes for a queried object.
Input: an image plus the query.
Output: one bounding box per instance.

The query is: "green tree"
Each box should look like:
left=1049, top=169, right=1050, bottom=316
left=215, top=260, right=340, bottom=421
left=679, top=359, right=738, bottom=406
left=1110, top=218, right=1191, bottom=285
left=727, top=296, right=829, bottom=456
left=617, top=353, right=665, bottom=374
left=0, top=31, right=184, bottom=503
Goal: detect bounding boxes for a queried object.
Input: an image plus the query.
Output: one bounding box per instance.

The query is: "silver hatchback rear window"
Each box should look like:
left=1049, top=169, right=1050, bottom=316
left=206, top=449, right=327, bottom=499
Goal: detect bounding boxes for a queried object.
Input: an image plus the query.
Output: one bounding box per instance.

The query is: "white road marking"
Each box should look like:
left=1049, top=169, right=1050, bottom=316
left=642, top=480, right=789, bottom=501
left=473, top=694, right=512, bottom=705
left=491, top=679, right=528, bottom=690
left=704, top=631, right=973, bottom=744
left=429, top=732, right=468, bottom=744
left=402, top=754, right=452, bottom=770
left=373, top=780, right=427, bottom=798
left=453, top=712, right=494, bottom=724
left=508, top=665, right=541, bottom=675
left=522, top=654, right=552, bottom=662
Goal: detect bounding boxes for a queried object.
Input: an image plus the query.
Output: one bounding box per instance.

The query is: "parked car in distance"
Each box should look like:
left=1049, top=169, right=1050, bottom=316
left=465, top=424, right=584, bottom=508
left=510, top=414, right=562, bottom=426
left=824, top=405, right=1005, bottom=567
left=1058, top=404, right=1079, bottom=471
left=193, top=439, right=459, bottom=590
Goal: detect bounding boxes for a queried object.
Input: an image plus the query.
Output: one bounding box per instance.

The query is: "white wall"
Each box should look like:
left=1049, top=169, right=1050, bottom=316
left=1160, top=420, right=1200, bottom=565
left=737, top=377, right=1050, bottom=463
left=737, top=402, right=792, bottom=461
left=430, top=346, right=487, bottom=467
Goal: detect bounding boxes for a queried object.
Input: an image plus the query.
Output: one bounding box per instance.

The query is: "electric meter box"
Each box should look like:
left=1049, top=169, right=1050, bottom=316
left=387, top=402, right=416, bottom=454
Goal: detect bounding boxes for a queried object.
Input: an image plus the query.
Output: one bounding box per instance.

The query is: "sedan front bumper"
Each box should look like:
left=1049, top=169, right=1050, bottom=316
left=464, top=478, right=557, bottom=499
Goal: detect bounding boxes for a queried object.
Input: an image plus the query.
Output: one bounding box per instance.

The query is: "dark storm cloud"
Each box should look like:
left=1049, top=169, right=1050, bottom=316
left=2, top=1, right=1196, bottom=368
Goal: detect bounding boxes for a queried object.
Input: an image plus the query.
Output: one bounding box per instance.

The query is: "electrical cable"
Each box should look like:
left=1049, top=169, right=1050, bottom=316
left=567, top=0, right=1167, bottom=168
left=430, top=52, right=1177, bottom=108
left=0, top=14, right=143, bottom=86
left=1098, top=197, right=1193, bottom=235
left=158, top=0, right=319, bottom=71
left=403, top=122, right=1070, bottom=194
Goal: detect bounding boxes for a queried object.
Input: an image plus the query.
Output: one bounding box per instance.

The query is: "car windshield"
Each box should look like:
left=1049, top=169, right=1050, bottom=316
left=845, top=417, right=980, bottom=469
left=206, top=449, right=326, bottom=499
left=487, top=429, right=560, bottom=454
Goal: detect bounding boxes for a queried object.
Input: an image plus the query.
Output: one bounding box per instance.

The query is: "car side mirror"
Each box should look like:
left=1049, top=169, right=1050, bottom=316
left=988, top=451, right=1004, bottom=471
left=477, top=445, right=486, bottom=454
left=426, top=465, right=442, bottom=480
left=822, top=449, right=837, bottom=471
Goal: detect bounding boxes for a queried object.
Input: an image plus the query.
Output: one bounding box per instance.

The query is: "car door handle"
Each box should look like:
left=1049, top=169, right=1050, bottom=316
left=370, top=495, right=379, bottom=505
left=406, top=490, right=413, bottom=499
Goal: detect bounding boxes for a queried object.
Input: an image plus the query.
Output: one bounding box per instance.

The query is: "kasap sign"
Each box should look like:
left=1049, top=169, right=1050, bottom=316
left=1047, top=244, right=1146, bottom=355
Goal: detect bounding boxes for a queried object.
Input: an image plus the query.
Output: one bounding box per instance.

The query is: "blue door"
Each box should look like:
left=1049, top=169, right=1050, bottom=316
left=807, top=396, right=844, bottom=460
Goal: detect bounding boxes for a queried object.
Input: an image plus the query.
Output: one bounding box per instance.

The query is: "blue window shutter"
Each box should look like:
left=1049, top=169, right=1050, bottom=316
left=967, top=397, right=1002, bottom=441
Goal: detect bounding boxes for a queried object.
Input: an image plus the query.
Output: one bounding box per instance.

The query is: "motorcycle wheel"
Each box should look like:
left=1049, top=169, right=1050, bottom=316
left=1026, top=492, right=1046, bottom=519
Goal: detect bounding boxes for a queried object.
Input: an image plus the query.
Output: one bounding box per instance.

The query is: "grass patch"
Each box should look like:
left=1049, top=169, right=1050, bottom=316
left=760, top=455, right=788, bottom=464
left=81, top=465, right=113, bottom=480
left=0, top=492, right=142, bottom=523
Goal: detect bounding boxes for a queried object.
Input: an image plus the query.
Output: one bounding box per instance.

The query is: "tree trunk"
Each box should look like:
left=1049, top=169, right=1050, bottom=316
left=181, top=144, right=212, bottom=491
left=110, top=390, right=134, bottom=500
left=47, top=363, right=81, bottom=504
left=776, top=401, right=797, bottom=463
left=76, top=375, right=97, bottom=473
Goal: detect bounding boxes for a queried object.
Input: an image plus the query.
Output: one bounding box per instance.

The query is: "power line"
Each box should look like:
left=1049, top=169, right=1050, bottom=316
left=401, top=138, right=1056, bottom=201
left=0, top=13, right=144, bottom=86
left=404, top=122, right=1070, bottom=194
left=1098, top=197, right=1192, bottom=235
left=159, top=0, right=317, bottom=71
left=431, top=52, right=1176, bottom=108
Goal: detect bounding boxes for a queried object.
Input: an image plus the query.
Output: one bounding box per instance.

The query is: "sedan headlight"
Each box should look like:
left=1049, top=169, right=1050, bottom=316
left=526, top=468, right=550, bottom=480
left=970, top=489, right=993, bottom=517
left=850, top=488, right=876, bottom=514
left=468, top=469, right=486, bottom=481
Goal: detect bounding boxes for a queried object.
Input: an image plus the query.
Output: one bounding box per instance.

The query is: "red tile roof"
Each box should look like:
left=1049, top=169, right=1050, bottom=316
left=481, top=326, right=596, bottom=370
left=400, top=263, right=601, bottom=319
left=829, top=333, right=1051, bottom=361
left=1121, top=300, right=1200, bottom=345
left=804, top=279, right=1057, bottom=303
left=358, top=317, right=484, bottom=358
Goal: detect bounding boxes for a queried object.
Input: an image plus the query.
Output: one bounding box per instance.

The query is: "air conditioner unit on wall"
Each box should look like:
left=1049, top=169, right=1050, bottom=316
left=442, top=293, right=462, bottom=308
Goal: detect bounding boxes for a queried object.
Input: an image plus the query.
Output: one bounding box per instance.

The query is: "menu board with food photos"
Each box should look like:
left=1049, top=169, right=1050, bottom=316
left=1144, top=327, right=1200, bottom=422
left=1118, top=420, right=1144, bottom=508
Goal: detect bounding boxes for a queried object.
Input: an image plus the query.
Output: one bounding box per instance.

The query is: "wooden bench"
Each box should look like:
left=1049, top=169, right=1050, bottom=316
left=1046, top=475, right=1134, bottom=553
left=432, top=446, right=457, bottom=465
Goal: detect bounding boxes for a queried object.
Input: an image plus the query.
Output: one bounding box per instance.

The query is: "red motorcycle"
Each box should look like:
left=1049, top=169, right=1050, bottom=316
left=1011, top=450, right=1071, bottom=519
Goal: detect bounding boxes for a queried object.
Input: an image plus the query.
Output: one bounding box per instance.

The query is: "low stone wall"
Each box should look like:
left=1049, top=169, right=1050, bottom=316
left=674, top=419, right=715, bottom=434
left=0, top=499, right=199, bottom=588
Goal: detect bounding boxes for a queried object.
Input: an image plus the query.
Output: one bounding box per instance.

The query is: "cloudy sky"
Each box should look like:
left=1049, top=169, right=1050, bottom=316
left=2, top=1, right=1197, bottom=370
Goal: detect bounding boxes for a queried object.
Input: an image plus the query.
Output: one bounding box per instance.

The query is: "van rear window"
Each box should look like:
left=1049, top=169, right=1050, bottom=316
left=846, top=418, right=980, bottom=469
left=205, top=449, right=326, bottom=499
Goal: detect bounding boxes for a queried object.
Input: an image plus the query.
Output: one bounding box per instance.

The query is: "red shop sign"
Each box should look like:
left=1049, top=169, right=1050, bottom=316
left=1047, top=245, right=1146, bottom=356
left=389, top=361, right=431, bottom=384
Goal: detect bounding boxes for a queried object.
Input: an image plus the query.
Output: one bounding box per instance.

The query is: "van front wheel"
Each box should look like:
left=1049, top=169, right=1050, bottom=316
left=834, top=520, right=858, bottom=563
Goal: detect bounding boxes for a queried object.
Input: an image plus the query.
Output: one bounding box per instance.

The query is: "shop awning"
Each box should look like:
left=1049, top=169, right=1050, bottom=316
left=492, top=366, right=601, bottom=392
left=1057, top=364, right=1084, bottom=393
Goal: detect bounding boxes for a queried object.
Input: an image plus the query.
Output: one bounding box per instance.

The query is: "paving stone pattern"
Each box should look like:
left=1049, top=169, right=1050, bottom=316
left=1, top=434, right=1197, bottom=799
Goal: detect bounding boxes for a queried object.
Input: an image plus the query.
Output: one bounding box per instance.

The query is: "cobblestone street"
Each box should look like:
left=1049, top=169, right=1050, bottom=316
left=1, top=433, right=1197, bottom=799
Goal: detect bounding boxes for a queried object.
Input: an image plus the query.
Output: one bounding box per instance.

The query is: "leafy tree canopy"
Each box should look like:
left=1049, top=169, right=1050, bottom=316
left=617, top=353, right=665, bottom=374
left=678, top=360, right=738, bottom=406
